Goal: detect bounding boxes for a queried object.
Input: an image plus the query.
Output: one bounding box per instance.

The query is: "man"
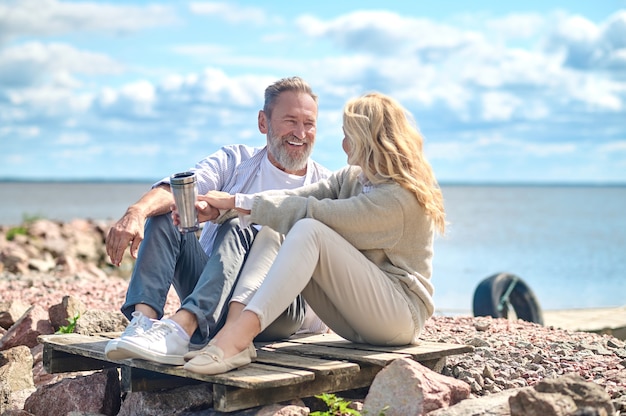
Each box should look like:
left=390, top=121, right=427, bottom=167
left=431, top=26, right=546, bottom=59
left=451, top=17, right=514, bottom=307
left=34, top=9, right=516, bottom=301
left=104, top=76, right=330, bottom=365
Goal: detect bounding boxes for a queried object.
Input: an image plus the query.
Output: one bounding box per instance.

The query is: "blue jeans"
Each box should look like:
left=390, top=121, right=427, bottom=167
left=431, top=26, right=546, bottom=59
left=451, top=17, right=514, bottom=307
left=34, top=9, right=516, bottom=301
left=121, top=214, right=304, bottom=345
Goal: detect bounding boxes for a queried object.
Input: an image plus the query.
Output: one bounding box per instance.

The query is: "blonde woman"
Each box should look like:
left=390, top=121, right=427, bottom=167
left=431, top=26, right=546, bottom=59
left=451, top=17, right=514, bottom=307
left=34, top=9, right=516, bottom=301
left=181, top=92, right=446, bottom=375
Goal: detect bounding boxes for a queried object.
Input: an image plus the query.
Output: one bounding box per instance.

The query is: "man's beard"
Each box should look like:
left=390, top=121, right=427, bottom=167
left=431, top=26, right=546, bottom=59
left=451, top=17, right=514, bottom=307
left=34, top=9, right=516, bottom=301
left=267, top=127, right=312, bottom=172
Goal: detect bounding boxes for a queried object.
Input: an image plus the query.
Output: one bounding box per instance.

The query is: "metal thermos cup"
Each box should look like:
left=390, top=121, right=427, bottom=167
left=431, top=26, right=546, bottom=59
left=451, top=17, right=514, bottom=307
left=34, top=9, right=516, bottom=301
left=170, top=171, right=199, bottom=233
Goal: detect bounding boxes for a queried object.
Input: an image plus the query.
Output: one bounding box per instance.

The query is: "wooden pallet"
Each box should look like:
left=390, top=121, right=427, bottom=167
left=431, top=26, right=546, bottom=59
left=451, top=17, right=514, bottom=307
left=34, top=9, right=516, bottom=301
left=39, top=333, right=473, bottom=412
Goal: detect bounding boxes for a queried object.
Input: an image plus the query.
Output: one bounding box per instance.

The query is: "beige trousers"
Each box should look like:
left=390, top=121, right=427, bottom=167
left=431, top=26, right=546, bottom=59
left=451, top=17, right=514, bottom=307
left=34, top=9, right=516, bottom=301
left=232, top=218, right=419, bottom=346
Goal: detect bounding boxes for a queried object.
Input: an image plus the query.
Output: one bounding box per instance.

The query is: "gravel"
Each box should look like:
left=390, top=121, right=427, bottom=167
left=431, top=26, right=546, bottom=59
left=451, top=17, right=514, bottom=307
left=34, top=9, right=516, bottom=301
left=1, top=270, right=625, bottom=412
left=421, top=314, right=626, bottom=408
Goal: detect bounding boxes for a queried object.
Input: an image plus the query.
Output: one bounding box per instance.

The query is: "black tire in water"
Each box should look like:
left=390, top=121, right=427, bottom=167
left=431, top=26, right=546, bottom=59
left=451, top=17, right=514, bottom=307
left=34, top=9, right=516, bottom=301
left=472, top=272, right=544, bottom=325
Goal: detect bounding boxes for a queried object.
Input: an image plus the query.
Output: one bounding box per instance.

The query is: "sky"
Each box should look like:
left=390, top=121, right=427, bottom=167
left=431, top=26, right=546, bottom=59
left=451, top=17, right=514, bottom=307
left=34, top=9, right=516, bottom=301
left=1, top=0, right=625, bottom=184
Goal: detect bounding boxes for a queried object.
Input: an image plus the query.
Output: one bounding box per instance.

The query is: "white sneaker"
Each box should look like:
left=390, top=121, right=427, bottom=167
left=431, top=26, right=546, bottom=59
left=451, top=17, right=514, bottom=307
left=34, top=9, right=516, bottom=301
left=115, top=320, right=189, bottom=365
left=105, top=311, right=154, bottom=361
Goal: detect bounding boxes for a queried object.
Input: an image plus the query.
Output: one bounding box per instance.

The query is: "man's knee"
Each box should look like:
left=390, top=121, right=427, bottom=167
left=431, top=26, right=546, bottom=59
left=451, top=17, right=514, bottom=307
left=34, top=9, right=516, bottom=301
left=145, top=213, right=178, bottom=236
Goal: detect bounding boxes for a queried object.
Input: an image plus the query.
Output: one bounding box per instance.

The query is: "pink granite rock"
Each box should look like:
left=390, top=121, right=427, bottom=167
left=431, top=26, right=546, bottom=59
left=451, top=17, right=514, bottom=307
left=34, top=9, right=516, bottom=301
left=363, top=357, right=471, bottom=416
left=0, top=306, right=54, bottom=350
left=23, top=368, right=120, bottom=416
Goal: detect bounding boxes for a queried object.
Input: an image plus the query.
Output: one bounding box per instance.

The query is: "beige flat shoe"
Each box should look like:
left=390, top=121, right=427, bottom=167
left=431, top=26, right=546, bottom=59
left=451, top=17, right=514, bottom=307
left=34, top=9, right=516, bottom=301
left=183, top=343, right=256, bottom=375
left=183, top=338, right=216, bottom=361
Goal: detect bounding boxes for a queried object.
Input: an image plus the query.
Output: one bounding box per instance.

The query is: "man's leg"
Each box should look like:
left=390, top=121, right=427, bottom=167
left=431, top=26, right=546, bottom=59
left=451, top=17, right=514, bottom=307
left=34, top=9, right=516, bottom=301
left=178, top=218, right=257, bottom=346
left=113, top=218, right=257, bottom=365
left=121, top=213, right=208, bottom=320
left=106, top=213, right=207, bottom=360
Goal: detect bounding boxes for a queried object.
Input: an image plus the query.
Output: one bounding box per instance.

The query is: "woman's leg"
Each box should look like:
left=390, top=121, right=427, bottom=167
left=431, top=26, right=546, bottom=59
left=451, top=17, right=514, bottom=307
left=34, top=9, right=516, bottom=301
left=228, top=226, right=305, bottom=341
left=189, top=218, right=417, bottom=369
left=245, top=218, right=416, bottom=346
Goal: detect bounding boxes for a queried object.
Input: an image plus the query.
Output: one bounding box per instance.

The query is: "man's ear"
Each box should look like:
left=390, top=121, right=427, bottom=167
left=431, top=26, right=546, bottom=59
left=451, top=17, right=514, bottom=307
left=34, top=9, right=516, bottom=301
left=258, top=110, right=269, bottom=134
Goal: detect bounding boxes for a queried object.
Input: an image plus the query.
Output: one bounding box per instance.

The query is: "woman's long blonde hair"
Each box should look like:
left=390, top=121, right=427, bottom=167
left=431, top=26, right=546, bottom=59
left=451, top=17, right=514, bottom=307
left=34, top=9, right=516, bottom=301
left=343, top=92, right=446, bottom=234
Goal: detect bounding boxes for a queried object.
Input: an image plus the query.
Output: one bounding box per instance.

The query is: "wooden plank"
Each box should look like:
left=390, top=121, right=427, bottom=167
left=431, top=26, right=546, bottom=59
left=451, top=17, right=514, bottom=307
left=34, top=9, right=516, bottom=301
left=262, top=341, right=411, bottom=367
left=284, top=333, right=474, bottom=360
left=39, top=331, right=473, bottom=413
left=121, top=366, right=202, bottom=392
left=39, top=334, right=316, bottom=389
left=39, top=334, right=110, bottom=358
left=213, top=364, right=382, bottom=413
left=40, top=334, right=115, bottom=373
left=43, top=346, right=118, bottom=373
left=255, top=348, right=359, bottom=376
left=206, top=363, right=315, bottom=389
left=118, top=361, right=316, bottom=390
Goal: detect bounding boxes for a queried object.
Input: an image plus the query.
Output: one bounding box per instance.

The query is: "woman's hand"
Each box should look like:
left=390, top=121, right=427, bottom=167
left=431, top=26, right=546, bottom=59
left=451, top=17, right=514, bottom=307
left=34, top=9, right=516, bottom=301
left=198, top=191, right=236, bottom=211
left=170, top=196, right=221, bottom=226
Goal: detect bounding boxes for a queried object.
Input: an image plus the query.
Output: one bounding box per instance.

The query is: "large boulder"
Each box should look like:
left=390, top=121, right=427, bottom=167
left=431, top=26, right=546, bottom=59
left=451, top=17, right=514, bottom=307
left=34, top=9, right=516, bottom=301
left=363, top=357, right=471, bottom=416
left=0, top=306, right=54, bottom=351
left=23, top=368, right=120, bottom=416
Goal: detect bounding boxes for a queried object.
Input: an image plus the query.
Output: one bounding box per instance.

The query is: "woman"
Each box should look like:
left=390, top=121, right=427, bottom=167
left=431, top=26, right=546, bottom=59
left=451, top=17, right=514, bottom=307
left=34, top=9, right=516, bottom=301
left=182, top=92, right=446, bottom=375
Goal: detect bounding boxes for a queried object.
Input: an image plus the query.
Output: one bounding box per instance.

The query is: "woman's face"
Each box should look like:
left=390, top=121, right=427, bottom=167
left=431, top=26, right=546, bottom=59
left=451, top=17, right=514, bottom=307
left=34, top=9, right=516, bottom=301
left=342, top=128, right=353, bottom=164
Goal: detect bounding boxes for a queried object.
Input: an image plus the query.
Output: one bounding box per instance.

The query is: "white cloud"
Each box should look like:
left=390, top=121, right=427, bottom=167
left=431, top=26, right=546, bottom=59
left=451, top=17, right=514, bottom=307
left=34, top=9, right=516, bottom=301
left=428, top=133, right=578, bottom=163
left=97, top=80, right=157, bottom=117
left=598, top=141, right=626, bottom=153
left=481, top=92, right=521, bottom=121
left=112, top=143, right=162, bottom=157
left=56, top=131, right=90, bottom=145
left=547, top=10, right=626, bottom=71
left=0, top=42, right=124, bottom=88
left=7, top=86, right=92, bottom=115
left=0, top=0, right=177, bottom=41
left=171, top=44, right=229, bottom=58
left=298, top=10, right=483, bottom=56
left=0, top=126, right=40, bottom=138
left=1, top=4, right=624, bottom=183
left=486, top=13, right=546, bottom=40
left=189, top=2, right=277, bottom=25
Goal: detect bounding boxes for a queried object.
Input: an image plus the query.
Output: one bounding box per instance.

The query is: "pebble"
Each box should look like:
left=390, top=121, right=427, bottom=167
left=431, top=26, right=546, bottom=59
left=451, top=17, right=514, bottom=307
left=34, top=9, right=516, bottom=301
left=423, top=315, right=626, bottom=407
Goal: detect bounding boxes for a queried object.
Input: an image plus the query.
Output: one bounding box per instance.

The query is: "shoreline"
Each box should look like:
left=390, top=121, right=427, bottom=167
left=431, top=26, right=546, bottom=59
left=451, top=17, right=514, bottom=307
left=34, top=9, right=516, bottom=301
left=436, top=306, right=626, bottom=341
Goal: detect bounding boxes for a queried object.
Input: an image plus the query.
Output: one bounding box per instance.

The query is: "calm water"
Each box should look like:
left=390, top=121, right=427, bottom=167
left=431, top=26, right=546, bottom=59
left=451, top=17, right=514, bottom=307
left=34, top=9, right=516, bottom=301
left=2, top=182, right=625, bottom=312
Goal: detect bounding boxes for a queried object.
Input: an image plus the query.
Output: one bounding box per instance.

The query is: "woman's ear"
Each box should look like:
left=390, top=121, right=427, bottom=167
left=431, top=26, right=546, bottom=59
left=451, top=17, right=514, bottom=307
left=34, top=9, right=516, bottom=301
left=258, top=110, right=269, bottom=134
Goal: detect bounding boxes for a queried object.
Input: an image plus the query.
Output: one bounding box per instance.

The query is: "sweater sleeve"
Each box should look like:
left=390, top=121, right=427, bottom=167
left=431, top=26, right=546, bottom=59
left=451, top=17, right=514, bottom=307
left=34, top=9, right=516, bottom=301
left=248, top=170, right=412, bottom=251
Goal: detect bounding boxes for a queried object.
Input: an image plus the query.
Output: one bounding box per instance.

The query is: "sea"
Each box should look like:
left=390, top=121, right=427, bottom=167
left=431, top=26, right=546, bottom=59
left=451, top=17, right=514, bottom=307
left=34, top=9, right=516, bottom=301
left=1, top=181, right=625, bottom=314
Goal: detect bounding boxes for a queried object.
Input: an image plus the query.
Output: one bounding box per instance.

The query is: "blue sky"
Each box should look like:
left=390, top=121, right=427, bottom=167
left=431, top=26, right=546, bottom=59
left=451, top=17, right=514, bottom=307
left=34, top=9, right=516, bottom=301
left=1, top=0, right=625, bottom=183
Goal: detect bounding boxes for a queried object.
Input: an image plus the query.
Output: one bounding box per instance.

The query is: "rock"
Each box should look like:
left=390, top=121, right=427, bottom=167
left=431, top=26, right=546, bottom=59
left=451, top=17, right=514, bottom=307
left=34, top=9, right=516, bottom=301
left=253, top=401, right=309, bottom=415
left=2, top=387, right=37, bottom=415
left=0, top=379, right=10, bottom=415
left=0, top=305, right=54, bottom=350
left=0, top=241, right=30, bottom=274
left=428, top=388, right=522, bottom=416
left=116, top=384, right=213, bottom=416
left=362, top=357, right=471, bottom=416
left=48, top=295, right=87, bottom=331
left=23, top=368, right=121, bottom=416
left=74, top=310, right=128, bottom=335
left=1, top=409, right=35, bottom=416
left=0, top=346, right=35, bottom=391
left=532, top=374, right=615, bottom=415
left=0, top=299, right=30, bottom=330
left=509, top=388, right=578, bottom=416
left=27, top=252, right=56, bottom=273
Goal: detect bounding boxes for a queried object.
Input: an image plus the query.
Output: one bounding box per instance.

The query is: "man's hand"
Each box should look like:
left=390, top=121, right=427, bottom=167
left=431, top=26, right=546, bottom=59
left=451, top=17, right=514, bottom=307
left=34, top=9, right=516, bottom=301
left=105, top=209, right=145, bottom=266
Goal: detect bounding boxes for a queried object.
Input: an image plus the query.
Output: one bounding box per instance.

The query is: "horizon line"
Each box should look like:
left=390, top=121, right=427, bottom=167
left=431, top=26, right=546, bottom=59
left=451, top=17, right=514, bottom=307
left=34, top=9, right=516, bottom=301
left=1, top=177, right=625, bottom=187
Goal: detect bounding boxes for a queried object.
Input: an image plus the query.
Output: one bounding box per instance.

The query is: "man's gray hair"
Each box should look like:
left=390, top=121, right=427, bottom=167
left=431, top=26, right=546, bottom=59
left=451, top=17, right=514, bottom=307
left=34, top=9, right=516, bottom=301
left=263, top=76, right=318, bottom=118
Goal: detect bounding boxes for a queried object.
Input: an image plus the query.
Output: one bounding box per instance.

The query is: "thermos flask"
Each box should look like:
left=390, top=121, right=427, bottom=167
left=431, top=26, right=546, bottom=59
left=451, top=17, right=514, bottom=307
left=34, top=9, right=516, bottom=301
left=170, top=171, right=199, bottom=233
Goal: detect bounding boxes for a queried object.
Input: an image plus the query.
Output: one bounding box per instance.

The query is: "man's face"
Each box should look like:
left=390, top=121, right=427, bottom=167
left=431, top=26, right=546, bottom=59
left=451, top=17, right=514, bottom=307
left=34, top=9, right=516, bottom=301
left=263, top=91, right=317, bottom=174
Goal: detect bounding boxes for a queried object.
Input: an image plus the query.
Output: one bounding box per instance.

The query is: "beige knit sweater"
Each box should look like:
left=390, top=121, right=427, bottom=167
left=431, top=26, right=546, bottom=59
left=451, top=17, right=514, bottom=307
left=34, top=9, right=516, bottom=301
left=247, top=165, right=436, bottom=339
